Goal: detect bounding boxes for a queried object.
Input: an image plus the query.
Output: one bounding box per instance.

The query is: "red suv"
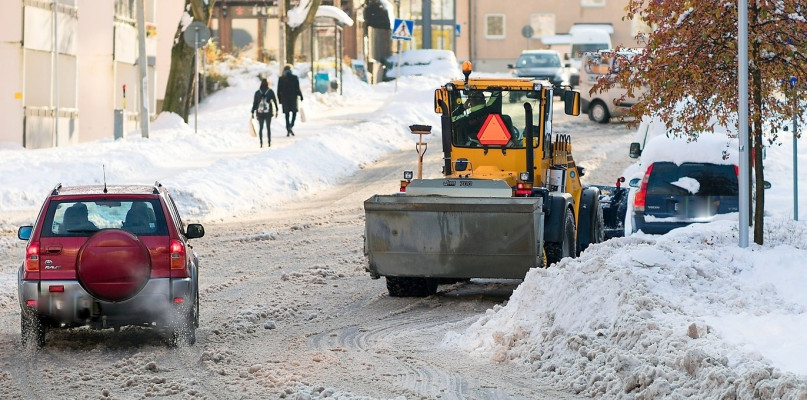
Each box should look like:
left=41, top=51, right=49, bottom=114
left=17, top=182, right=204, bottom=347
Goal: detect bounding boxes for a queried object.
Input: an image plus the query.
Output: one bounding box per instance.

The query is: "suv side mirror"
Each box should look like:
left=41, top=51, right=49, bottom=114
left=629, top=142, right=642, bottom=158
left=506, top=63, right=515, bottom=69
left=629, top=178, right=641, bottom=188
left=763, top=180, right=772, bottom=189
left=186, top=223, right=205, bottom=239
left=18, top=226, right=33, bottom=240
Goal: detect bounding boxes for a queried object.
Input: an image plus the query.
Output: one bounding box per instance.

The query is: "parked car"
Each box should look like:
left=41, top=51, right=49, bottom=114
left=579, top=49, right=645, bottom=123
left=624, top=132, right=767, bottom=235
left=507, top=49, right=570, bottom=100
left=383, top=49, right=460, bottom=81
left=17, top=182, right=204, bottom=347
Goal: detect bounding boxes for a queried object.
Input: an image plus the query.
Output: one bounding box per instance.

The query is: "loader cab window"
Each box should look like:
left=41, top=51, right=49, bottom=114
left=451, top=90, right=538, bottom=148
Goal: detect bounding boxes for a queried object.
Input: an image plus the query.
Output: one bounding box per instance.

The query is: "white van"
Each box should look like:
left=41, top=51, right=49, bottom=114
left=567, top=26, right=612, bottom=86
left=579, top=49, right=644, bottom=123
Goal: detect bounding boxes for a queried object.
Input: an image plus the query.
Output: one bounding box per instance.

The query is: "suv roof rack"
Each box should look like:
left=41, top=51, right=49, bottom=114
left=153, top=181, right=163, bottom=194
left=51, top=183, right=63, bottom=195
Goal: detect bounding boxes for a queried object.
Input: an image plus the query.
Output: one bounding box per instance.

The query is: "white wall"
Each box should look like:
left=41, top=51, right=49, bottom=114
left=77, top=0, right=115, bottom=142
left=0, top=5, right=24, bottom=147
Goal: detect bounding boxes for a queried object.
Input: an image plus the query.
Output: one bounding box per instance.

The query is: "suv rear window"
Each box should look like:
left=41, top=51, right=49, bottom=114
left=647, top=162, right=738, bottom=196
left=40, top=199, right=168, bottom=237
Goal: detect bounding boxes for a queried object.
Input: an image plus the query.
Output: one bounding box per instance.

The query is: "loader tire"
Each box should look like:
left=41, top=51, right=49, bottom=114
left=545, top=208, right=576, bottom=267
left=386, top=276, right=438, bottom=297
left=578, top=191, right=606, bottom=255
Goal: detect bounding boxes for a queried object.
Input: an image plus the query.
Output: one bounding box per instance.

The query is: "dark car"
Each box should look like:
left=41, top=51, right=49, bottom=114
left=630, top=161, right=739, bottom=234
left=507, top=50, right=570, bottom=100
left=17, top=182, right=204, bottom=347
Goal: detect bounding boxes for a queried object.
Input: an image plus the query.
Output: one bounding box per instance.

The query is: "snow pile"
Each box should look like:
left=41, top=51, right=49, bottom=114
left=0, top=57, right=448, bottom=227
left=444, top=220, right=807, bottom=398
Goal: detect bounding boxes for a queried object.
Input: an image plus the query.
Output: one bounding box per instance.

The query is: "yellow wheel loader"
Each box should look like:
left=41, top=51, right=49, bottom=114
left=364, top=62, right=612, bottom=297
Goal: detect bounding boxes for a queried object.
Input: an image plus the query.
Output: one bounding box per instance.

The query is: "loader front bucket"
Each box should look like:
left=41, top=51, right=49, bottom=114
left=364, top=195, right=544, bottom=280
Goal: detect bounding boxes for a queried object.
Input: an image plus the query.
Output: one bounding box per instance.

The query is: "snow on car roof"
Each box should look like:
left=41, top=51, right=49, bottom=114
left=640, top=134, right=739, bottom=167
left=634, top=112, right=740, bottom=167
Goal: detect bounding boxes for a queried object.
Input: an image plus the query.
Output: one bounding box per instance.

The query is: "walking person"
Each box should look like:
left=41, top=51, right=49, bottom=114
left=277, top=64, right=303, bottom=136
left=251, top=78, right=278, bottom=147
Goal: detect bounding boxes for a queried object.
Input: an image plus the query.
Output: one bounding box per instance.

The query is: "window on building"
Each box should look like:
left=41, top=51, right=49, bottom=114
left=115, top=0, right=135, bottom=20
left=485, top=14, right=505, bottom=39
left=530, top=13, right=555, bottom=37
left=581, top=0, right=606, bottom=7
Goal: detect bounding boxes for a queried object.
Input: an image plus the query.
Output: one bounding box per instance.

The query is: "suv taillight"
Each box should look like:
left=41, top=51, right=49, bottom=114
left=25, top=241, right=41, bottom=272
left=633, top=164, right=654, bottom=212
left=169, top=239, right=188, bottom=275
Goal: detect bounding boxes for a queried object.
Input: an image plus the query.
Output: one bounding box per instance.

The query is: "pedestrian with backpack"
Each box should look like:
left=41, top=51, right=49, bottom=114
left=251, top=78, right=279, bottom=148
left=277, top=64, right=303, bottom=136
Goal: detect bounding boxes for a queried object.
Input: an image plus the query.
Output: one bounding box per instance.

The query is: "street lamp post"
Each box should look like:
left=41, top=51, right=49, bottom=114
left=738, top=0, right=750, bottom=247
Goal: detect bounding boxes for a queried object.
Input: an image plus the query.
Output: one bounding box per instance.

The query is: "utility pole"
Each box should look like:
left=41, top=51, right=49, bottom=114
left=279, top=0, right=287, bottom=73
left=137, top=0, right=150, bottom=138
left=52, top=0, right=59, bottom=147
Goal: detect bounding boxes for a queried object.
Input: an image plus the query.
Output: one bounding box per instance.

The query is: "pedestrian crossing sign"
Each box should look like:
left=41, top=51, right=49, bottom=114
left=392, top=18, right=414, bottom=41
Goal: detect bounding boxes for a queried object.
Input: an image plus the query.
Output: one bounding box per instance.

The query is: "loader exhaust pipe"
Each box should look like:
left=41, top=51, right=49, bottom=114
left=524, top=103, right=534, bottom=183
left=439, top=101, right=453, bottom=175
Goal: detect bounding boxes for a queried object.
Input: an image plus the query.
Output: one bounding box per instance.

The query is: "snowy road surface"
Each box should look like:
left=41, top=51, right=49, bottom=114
left=0, top=106, right=636, bottom=399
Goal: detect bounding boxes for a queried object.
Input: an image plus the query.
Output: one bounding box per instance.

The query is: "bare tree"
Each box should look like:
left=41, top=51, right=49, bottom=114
left=163, top=0, right=215, bottom=121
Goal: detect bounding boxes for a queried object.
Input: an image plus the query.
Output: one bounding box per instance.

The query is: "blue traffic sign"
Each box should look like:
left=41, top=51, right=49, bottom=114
left=392, top=18, right=414, bottom=41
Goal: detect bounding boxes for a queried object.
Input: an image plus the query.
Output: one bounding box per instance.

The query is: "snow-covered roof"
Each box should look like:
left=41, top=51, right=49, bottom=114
left=315, top=5, right=354, bottom=26
left=540, top=34, right=571, bottom=45
left=570, top=24, right=614, bottom=34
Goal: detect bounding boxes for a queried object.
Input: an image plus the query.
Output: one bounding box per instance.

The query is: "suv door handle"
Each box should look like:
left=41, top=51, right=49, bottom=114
left=46, top=245, right=62, bottom=254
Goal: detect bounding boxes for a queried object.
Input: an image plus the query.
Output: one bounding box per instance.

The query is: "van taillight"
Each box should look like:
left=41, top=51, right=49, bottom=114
left=169, top=239, right=187, bottom=273
left=25, top=241, right=40, bottom=272
left=633, top=164, right=654, bottom=212
left=734, top=165, right=739, bottom=176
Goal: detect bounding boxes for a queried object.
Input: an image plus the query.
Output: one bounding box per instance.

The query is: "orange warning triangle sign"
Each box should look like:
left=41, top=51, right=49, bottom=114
left=477, top=114, right=511, bottom=146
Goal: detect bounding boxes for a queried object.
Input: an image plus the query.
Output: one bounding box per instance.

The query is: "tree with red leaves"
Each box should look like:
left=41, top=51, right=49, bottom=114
left=597, top=0, right=807, bottom=244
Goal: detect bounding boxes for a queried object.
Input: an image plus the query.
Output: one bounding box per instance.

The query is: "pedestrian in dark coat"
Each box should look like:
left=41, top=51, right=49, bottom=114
left=277, top=64, right=303, bottom=136
left=251, top=78, right=279, bottom=147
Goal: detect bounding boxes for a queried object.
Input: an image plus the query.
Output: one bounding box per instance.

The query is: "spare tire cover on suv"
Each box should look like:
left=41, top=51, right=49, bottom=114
left=77, top=229, right=152, bottom=302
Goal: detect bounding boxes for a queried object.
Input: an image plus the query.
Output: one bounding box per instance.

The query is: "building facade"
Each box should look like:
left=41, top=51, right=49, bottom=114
left=393, top=0, right=648, bottom=72
left=0, top=0, right=183, bottom=148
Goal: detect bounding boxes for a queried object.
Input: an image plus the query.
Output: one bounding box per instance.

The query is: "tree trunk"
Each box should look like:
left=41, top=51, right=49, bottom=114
left=284, top=0, right=322, bottom=64
left=751, top=54, right=765, bottom=245
left=162, top=0, right=213, bottom=122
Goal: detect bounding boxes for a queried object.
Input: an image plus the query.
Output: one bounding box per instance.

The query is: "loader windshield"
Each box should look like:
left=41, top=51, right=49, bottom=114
left=450, top=90, right=539, bottom=148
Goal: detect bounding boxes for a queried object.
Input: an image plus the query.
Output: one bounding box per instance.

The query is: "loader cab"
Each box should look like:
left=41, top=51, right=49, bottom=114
left=433, top=63, right=582, bottom=198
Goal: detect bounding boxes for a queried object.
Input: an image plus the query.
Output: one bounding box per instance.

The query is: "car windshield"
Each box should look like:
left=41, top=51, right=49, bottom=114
left=41, top=199, right=167, bottom=237
left=517, top=53, right=560, bottom=68
left=449, top=90, right=547, bottom=149
left=647, top=162, right=738, bottom=196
